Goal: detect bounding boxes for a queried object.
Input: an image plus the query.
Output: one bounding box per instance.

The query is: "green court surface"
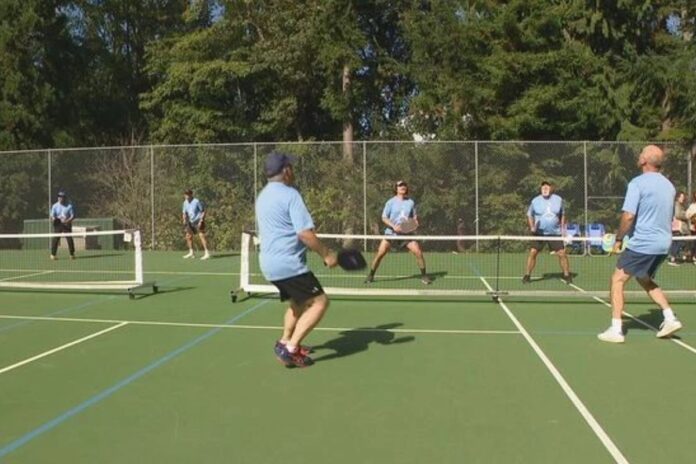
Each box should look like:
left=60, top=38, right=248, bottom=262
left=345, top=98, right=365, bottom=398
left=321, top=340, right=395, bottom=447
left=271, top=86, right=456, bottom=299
left=1, top=251, right=696, bottom=463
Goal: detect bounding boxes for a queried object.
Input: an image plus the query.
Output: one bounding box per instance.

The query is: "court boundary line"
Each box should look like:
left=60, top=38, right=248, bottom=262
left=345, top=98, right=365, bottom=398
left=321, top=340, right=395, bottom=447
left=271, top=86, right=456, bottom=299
left=479, top=276, right=629, bottom=464
left=0, top=301, right=270, bottom=459
left=568, top=282, right=696, bottom=355
left=0, top=314, right=520, bottom=336
left=0, top=322, right=128, bottom=375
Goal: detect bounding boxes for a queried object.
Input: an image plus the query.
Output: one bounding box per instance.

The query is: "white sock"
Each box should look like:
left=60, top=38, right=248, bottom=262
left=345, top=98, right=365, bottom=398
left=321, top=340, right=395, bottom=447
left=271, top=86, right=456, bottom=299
left=286, top=344, right=297, bottom=354
left=611, top=318, right=623, bottom=333
left=662, top=308, right=676, bottom=322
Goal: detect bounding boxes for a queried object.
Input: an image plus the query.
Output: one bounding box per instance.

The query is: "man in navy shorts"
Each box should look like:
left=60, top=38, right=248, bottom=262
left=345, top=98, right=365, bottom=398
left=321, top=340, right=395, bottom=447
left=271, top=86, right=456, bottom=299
left=598, top=145, right=683, bottom=343
left=256, top=151, right=338, bottom=367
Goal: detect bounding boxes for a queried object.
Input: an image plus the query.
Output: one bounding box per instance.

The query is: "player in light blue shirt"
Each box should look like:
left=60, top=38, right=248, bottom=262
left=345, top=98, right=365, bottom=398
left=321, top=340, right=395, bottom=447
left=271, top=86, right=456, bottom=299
left=522, top=181, right=572, bottom=284
left=49, top=190, right=75, bottom=260
left=365, top=180, right=432, bottom=285
left=598, top=145, right=682, bottom=343
left=256, top=151, right=337, bottom=367
left=182, top=189, right=210, bottom=260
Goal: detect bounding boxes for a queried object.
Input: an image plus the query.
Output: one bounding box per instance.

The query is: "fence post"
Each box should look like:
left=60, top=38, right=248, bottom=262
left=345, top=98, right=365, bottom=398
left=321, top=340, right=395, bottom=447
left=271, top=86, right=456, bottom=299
left=253, top=143, right=258, bottom=198
left=475, top=141, right=479, bottom=251
left=363, top=141, right=367, bottom=252
left=47, top=150, right=52, bottom=239
left=583, top=141, right=588, bottom=254
left=689, top=142, right=694, bottom=200
left=150, top=146, right=156, bottom=250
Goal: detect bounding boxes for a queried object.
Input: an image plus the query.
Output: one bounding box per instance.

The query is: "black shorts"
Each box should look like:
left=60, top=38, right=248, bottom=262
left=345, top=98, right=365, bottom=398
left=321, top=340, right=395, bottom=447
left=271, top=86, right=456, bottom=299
left=531, top=234, right=564, bottom=252
left=617, top=249, right=666, bottom=279
left=186, top=220, right=206, bottom=235
left=271, top=272, right=325, bottom=305
left=385, top=234, right=417, bottom=249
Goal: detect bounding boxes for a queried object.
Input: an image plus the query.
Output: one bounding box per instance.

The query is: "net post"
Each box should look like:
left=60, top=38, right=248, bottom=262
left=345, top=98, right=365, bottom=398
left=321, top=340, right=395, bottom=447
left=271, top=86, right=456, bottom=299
left=134, top=230, right=144, bottom=284
left=240, top=232, right=251, bottom=291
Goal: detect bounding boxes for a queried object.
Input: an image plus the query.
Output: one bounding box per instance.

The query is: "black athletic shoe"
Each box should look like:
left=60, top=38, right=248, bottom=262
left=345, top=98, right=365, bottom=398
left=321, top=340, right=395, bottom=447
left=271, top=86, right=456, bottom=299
left=421, top=275, right=433, bottom=285
left=561, top=274, right=573, bottom=284
left=364, top=273, right=374, bottom=284
left=522, top=275, right=531, bottom=284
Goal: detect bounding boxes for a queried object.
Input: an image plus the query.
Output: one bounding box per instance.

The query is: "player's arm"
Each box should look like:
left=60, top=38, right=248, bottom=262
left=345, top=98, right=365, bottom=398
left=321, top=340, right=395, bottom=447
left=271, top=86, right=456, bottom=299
left=559, top=203, right=566, bottom=234
left=526, top=205, right=536, bottom=232
left=290, top=192, right=337, bottom=267
left=65, top=205, right=75, bottom=224
left=298, top=229, right=337, bottom=267
left=613, top=212, right=635, bottom=253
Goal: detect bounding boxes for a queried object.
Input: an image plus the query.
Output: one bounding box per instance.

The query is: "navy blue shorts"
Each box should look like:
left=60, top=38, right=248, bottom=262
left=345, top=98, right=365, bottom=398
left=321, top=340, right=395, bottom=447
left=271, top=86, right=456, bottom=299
left=616, top=249, right=666, bottom=279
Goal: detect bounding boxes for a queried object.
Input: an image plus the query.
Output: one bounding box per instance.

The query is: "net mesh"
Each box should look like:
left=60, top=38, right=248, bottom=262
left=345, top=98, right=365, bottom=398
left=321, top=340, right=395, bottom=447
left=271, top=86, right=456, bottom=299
left=239, top=233, right=696, bottom=298
left=0, top=229, right=148, bottom=290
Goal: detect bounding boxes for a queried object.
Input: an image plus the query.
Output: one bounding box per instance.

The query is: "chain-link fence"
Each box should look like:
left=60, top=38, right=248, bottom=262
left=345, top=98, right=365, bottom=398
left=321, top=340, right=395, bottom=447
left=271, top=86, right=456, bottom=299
left=1, top=141, right=692, bottom=250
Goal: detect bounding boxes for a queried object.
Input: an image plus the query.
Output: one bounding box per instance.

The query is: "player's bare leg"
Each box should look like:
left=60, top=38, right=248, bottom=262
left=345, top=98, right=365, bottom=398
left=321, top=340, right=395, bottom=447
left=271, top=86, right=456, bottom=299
left=406, top=241, right=431, bottom=284
left=636, top=276, right=682, bottom=338
left=198, top=232, right=210, bottom=259
left=523, top=247, right=540, bottom=283
left=183, top=231, right=194, bottom=258
left=556, top=249, right=572, bottom=283
left=365, top=240, right=391, bottom=283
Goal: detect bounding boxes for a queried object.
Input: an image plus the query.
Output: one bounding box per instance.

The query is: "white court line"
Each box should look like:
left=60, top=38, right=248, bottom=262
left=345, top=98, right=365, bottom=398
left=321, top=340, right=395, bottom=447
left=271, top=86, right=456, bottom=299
left=481, top=276, right=629, bottom=464
left=0, top=271, right=54, bottom=282
left=0, top=322, right=128, bottom=375
left=0, top=314, right=519, bottom=336
left=568, top=282, right=696, bottom=355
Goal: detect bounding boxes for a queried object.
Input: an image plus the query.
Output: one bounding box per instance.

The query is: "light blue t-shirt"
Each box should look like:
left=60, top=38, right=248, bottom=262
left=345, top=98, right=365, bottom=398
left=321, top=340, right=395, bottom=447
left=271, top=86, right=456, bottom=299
left=256, top=182, right=315, bottom=281
left=382, top=197, right=416, bottom=235
left=527, top=194, right=563, bottom=235
left=622, top=172, right=675, bottom=255
left=183, top=198, right=205, bottom=223
left=50, top=202, right=74, bottom=221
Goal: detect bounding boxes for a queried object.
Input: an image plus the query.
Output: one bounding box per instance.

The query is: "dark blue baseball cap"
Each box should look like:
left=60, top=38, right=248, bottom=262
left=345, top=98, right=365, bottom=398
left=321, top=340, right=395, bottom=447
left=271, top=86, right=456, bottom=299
left=264, top=151, right=295, bottom=177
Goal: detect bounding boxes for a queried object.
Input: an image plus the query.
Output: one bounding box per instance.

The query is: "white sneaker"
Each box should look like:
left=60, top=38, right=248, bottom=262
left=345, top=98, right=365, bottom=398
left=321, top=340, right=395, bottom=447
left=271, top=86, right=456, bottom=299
left=183, top=251, right=194, bottom=259
left=598, top=328, right=625, bottom=344
left=656, top=319, right=683, bottom=338
left=201, top=252, right=210, bottom=260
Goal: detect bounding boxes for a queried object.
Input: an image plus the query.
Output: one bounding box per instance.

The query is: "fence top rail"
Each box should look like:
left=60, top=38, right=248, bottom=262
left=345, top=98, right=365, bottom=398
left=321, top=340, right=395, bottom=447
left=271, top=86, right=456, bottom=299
left=0, top=140, right=688, bottom=156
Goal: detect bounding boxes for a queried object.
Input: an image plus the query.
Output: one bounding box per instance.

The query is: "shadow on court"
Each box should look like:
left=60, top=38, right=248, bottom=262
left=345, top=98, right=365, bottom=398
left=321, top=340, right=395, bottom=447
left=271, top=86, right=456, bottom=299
left=539, top=272, right=578, bottom=282
left=372, top=271, right=448, bottom=284
left=71, top=253, right=125, bottom=260
left=208, top=252, right=238, bottom=259
left=623, top=308, right=682, bottom=338
left=312, top=322, right=415, bottom=363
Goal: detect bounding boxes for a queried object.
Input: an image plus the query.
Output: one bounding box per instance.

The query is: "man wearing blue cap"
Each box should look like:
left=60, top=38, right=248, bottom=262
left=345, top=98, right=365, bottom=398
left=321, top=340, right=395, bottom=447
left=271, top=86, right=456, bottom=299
left=256, top=151, right=337, bottom=368
left=50, top=191, right=75, bottom=260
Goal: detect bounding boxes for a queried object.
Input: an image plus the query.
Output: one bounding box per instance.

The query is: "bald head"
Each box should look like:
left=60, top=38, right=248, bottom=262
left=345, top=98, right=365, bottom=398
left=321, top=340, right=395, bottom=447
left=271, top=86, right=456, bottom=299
left=638, top=144, right=665, bottom=171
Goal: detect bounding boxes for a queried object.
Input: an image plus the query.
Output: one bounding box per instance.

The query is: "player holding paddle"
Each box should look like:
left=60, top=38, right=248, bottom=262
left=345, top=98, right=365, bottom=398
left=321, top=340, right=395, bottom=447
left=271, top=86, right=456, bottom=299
left=256, top=151, right=338, bottom=368
left=49, top=190, right=75, bottom=260
left=522, top=181, right=572, bottom=284
left=182, top=189, right=210, bottom=260
left=598, top=145, right=683, bottom=343
left=365, top=180, right=432, bottom=285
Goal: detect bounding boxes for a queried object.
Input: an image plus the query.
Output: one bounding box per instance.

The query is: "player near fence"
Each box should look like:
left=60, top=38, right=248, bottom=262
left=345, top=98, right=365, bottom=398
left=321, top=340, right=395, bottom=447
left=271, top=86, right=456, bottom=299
left=598, top=145, right=683, bottom=343
left=522, top=181, right=572, bottom=284
left=49, top=190, right=75, bottom=260
left=182, top=189, right=210, bottom=260
left=365, top=180, right=433, bottom=285
left=256, top=151, right=338, bottom=368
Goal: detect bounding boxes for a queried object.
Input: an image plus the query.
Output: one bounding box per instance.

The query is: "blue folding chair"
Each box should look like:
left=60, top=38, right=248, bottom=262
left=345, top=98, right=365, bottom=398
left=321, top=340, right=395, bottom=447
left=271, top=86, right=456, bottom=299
left=565, top=223, right=583, bottom=254
left=587, top=223, right=606, bottom=254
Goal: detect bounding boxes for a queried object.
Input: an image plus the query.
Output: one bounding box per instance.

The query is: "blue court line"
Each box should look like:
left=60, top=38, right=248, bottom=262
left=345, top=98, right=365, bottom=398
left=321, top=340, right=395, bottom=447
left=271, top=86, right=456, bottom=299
left=0, top=299, right=270, bottom=459
left=0, top=274, right=194, bottom=335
